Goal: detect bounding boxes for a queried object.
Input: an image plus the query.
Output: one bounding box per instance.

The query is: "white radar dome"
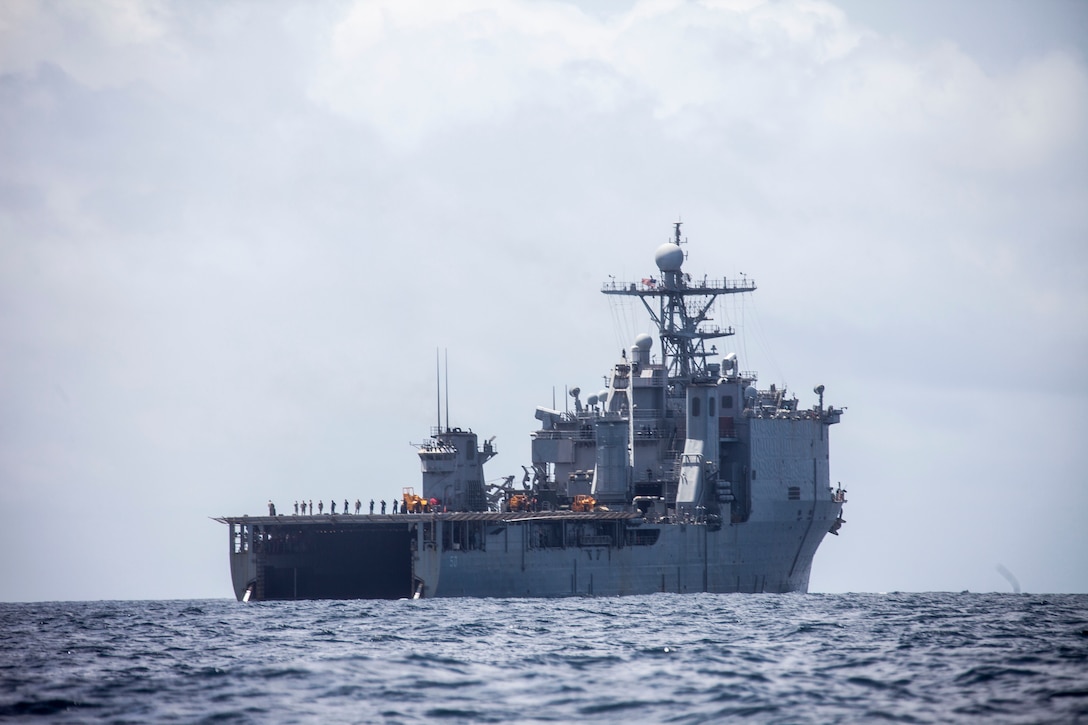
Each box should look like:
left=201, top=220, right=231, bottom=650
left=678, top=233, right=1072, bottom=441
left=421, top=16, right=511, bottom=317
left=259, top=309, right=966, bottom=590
left=635, top=333, right=653, bottom=350
left=654, top=243, right=684, bottom=272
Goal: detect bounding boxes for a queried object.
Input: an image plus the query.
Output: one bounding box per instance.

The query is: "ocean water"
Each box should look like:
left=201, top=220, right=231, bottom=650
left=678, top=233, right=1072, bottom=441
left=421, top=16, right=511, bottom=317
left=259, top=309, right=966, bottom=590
left=1, top=593, right=1086, bottom=723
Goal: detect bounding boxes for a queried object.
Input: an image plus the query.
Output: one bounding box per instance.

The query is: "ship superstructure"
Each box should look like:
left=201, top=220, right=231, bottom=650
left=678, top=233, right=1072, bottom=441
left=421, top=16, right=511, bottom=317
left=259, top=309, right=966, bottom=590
left=217, top=223, right=847, bottom=600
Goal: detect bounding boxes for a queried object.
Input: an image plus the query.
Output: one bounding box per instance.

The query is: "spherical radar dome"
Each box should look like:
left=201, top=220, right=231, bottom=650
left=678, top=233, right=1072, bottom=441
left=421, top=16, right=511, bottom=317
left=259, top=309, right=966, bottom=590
left=634, top=333, right=653, bottom=350
left=655, top=243, right=684, bottom=272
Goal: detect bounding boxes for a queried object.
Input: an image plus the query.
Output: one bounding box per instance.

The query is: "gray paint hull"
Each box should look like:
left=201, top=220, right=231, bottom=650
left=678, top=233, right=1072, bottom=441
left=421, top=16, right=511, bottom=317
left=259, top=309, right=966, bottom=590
left=219, top=498, right=839, bottom=600
left=422, top=509, right=835, bottom=598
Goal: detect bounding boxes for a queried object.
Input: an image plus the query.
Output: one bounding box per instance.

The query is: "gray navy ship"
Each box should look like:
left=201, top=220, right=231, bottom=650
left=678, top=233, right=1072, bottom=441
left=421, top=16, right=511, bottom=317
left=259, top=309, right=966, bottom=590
left=216, top=223, right=847, bottom=600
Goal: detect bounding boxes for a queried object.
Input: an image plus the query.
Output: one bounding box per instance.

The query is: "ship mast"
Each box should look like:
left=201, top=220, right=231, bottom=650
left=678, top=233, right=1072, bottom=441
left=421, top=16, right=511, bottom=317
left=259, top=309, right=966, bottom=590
left=601, top=221, right=755, bottom=388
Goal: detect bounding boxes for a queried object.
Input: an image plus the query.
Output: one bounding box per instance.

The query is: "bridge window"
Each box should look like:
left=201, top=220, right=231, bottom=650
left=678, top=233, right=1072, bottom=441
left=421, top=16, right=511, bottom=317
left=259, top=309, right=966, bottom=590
left=692, top=397, right=701, bottom=416
left=709, top=396, right=715, bottom=416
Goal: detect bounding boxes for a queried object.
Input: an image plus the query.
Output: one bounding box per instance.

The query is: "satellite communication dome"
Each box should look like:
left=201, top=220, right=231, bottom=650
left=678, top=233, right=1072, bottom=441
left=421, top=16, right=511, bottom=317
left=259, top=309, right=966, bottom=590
left=654, top=243, right=684, bottom=272
left=635, top=333, right=653, bottom=350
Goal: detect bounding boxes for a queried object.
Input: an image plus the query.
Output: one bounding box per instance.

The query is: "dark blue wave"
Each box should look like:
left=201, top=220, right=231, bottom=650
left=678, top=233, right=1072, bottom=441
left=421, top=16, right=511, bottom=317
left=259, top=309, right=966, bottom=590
left=0, top=593, right=1085, bottom=723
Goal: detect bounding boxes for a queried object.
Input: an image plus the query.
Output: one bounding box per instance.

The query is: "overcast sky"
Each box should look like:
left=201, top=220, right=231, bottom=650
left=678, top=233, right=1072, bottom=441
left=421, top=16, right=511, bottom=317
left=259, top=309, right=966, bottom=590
left=2, top=0, right=1085, bottom=602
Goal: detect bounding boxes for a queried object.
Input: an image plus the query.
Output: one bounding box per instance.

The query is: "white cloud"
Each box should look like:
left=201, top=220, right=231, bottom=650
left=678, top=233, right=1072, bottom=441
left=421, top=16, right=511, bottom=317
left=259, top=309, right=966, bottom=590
left=309, top=0, right=870, bottom=146
left=0, top=0, right=175, bottom=87
left=311, top=0, right=611, bottom=146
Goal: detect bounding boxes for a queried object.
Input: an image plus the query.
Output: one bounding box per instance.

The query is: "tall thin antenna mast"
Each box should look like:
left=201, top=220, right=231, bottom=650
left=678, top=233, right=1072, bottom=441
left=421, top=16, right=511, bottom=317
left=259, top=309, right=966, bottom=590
left=444, top=348, right=450, bottom=432
left=435, top=348, right=441, bottom=431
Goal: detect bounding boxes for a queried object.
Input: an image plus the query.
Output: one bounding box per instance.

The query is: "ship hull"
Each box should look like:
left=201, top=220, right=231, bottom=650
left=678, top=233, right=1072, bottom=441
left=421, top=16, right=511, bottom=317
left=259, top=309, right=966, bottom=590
left=218, top=504, right=839, bottom=601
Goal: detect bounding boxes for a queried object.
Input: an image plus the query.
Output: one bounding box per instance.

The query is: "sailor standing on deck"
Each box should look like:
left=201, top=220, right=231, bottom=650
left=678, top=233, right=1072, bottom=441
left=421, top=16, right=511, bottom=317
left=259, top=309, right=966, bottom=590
left=355, top=499, right=361, bottom=515
left=369, top=499, right=374, bottom=514
left=345, top=499, right=350, bottom=515
left=331, top=500, right=336, bottom=514
left=309, top=499, right=313, bottom=516
left=268, top=500, right=276, bottom=516
left=294, top=501, right=299, bottom=515
left=380, top=499, right=386, bottom=514
left=318, top=500, right=324, bottom=515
